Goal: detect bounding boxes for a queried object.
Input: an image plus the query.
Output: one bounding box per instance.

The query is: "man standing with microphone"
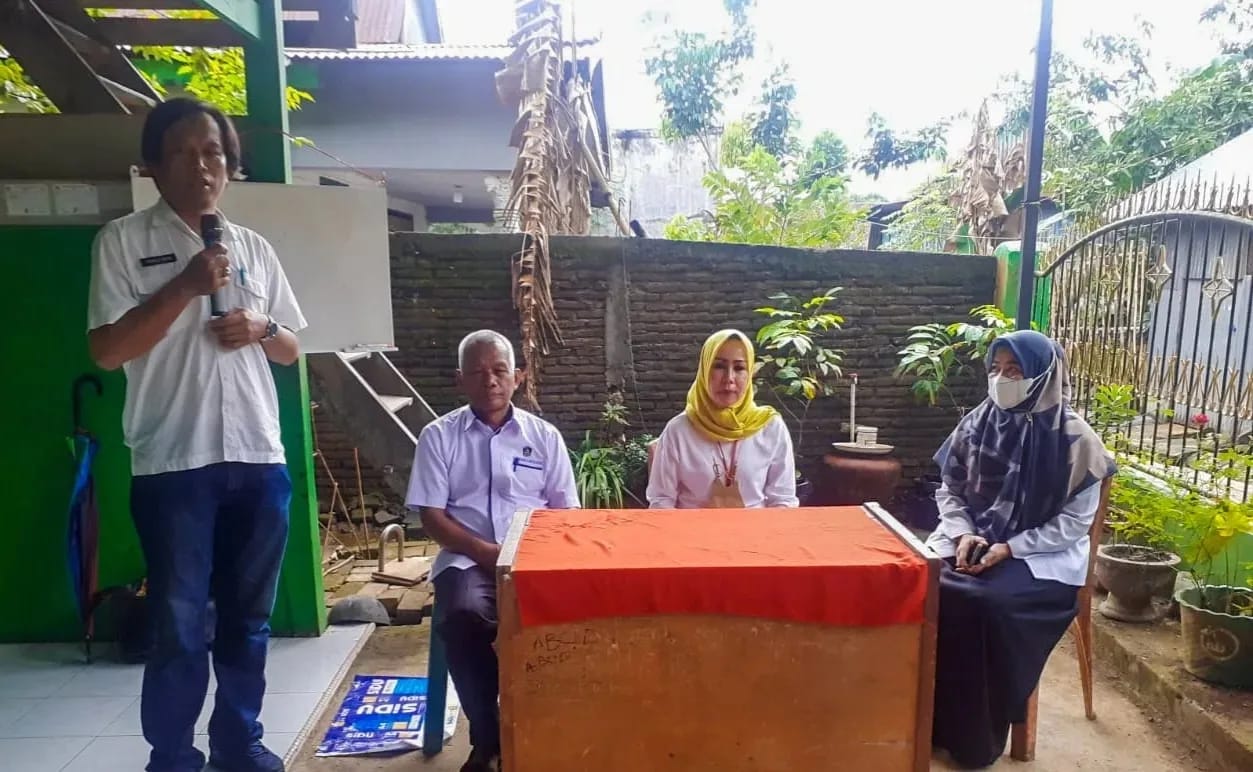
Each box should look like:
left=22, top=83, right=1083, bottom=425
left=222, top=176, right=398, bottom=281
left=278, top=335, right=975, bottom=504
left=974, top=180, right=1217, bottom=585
left=87, top=98, right=305, bottom=772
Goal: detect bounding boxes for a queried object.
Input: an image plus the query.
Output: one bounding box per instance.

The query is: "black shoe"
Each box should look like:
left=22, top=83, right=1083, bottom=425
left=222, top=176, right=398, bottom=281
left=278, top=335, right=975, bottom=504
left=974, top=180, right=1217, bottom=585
left=460, top=746, right=501, bottom=772
left=207, top=744, right=285, bottom=772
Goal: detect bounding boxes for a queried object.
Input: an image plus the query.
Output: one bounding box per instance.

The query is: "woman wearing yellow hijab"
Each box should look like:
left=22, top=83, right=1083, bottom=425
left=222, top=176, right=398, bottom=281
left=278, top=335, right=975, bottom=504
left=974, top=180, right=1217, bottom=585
left=647, top=329, right=799, bottom=508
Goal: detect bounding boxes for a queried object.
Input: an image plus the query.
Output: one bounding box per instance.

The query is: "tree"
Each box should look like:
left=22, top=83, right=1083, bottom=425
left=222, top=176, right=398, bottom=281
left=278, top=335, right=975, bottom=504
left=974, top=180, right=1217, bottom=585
left=644, top=0, right=755, bottom=167
left=649, top=2, right=870, bottom=248
left=664, top=141, right=862, bottom=247
left=746, top=64, right=798, bottom=159
left=853, top=113, right=949, bottom=180
left=799, top=130, right=850, bottom=187
left=0, top=52, right=51, bottom=113
left=130, top=47, right=312, bottom=115
left=883, top=170, right=962, bottom=252
left=888, top=9, right=1253, bottom=251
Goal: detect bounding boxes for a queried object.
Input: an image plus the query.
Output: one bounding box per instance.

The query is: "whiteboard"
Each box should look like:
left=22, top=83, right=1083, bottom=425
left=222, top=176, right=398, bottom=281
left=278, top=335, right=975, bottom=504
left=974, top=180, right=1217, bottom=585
left=131, top=172, right=394, bottom=353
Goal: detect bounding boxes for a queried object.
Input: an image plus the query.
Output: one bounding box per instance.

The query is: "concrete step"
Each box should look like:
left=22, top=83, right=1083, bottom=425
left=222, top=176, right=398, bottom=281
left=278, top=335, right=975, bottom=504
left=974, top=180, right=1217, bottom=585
left=378, top=395, right=414, bottom=414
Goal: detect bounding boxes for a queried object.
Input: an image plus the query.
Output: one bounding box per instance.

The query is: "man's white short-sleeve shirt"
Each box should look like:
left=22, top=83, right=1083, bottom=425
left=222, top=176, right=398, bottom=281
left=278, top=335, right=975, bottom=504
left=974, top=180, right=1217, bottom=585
left=88, top=199, right=307, bottom=476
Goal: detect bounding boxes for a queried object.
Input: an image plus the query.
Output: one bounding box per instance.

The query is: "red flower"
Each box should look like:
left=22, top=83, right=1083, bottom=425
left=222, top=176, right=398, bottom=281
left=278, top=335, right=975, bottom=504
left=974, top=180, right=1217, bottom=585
left=1192, top=413, right=1210, bottom=427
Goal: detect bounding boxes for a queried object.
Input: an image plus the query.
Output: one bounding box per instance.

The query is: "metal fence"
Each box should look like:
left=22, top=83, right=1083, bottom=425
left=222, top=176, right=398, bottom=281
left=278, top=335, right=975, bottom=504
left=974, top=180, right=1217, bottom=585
left=1032, top=178, right=1253, bottom=498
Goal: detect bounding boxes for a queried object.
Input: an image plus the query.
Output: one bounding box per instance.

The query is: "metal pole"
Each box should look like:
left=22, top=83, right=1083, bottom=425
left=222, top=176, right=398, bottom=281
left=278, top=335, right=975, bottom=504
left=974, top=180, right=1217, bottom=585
left=1016, top=0, right=1054, bottom=330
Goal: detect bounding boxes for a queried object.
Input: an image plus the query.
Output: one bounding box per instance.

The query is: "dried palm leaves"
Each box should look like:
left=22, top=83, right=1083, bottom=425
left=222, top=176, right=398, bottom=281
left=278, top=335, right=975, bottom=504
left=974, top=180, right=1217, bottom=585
left=952, top=101, right=1028, bottom=254
left=496, top=0, right=627, bottom=410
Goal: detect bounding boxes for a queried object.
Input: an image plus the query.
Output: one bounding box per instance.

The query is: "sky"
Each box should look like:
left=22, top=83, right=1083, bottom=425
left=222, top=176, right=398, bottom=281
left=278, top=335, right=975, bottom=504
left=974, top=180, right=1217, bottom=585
left=438, top=0, right=1227, bottom=199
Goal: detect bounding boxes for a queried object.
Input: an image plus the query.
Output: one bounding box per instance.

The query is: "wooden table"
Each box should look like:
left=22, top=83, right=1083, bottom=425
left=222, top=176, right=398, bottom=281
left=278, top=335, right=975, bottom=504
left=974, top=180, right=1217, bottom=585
left=497, top=505, right=939, bottom=772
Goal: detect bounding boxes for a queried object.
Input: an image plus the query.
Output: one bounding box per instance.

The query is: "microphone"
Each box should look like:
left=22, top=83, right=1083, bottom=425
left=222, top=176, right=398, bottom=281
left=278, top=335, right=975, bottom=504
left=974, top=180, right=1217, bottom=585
left=201, top=214, right=225, bottom=317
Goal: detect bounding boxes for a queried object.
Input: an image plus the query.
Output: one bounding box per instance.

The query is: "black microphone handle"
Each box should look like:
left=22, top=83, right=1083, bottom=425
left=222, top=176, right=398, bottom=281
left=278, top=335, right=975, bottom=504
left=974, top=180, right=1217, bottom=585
left=202, top=216, right=225, bottom=318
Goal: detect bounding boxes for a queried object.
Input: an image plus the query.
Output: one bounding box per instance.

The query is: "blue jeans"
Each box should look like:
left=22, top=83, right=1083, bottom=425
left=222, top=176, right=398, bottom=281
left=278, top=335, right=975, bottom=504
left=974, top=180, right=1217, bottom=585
left=131, top=463, right=291, bottom=772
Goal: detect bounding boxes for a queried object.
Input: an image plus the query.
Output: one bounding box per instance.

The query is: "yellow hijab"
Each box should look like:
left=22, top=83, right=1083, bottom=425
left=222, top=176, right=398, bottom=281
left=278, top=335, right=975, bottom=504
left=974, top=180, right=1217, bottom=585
left=685, top=329, right=778, bottom=443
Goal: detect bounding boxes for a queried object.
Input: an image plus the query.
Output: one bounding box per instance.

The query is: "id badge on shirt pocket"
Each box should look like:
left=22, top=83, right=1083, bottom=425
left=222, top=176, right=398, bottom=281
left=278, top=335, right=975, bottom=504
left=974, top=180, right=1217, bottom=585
left=513, top=456, right=544, bottom=473
left=135, top=253, right=180, bottom=300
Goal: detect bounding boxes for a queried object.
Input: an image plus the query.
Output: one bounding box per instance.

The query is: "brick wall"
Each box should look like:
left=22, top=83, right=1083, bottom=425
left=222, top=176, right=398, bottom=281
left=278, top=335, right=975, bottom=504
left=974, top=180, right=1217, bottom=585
left=380, top=234, right=996, bottom=485
left=310, top=395, right=386, bottom=509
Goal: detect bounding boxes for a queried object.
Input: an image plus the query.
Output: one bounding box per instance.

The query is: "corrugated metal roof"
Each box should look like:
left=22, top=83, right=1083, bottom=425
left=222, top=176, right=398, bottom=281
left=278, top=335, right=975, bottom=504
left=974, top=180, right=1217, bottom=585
left=287, top=43, right=512, bottom=61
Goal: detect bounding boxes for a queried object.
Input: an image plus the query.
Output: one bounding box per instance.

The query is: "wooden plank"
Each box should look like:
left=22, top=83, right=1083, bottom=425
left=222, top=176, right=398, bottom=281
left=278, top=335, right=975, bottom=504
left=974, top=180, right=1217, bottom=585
left=499, top=508, right=928, bottom=771
left=0, top=0, right=129, bottom=114
left=100, top=76, right=158, bottom=109
left=497, top=508, right=533, bottom=573
left=40, top=0, right=162, bottom=102
left=191, top=0, right=261, bottom=41
left=92, top=17, right=244, bottom=46
left=371, top=555, right=433, bottom=586
left=865, top=502, right=940, bottom=772
left=76, top=0, right=198, bottom=9
left=502, top=615, right=922, bottom=771
left=497, top=510, right=530, bottom=772
left=498, top=573, right=521, bottom=772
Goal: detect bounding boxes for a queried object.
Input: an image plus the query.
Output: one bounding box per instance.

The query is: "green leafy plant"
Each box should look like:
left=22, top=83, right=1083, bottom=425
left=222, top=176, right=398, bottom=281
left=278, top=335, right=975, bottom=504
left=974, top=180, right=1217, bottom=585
left=570, top=432, right=628, bottom=509
left=567, top=394, right=655, bottom=508
left=1109, top=466, right=1253, bottom=614
left=643, top=0, right=755, bottom=167
left=1176, top=496, right=1253, bottom=614
left=854, top=112, right=949, bottom=180
left=753, top=287, right=844, bottom=454
left=664, top=143, right=863, bottom=247
left=896, top=305, right=1015, bottom=409
left=1090, top=384, right=1139, bottom=447
left=1107, top=473, right=1179, bottom=555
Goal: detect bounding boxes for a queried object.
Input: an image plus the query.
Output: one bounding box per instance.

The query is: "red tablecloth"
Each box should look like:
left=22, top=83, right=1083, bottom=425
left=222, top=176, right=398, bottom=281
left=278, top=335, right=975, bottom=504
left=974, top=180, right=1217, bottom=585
left=511, top=507, right=928, bottom=628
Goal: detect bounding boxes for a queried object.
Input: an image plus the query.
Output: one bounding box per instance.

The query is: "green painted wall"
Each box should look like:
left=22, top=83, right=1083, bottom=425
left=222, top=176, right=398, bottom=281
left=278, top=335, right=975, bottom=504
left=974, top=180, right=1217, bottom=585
left=0, top=226, right=138, bottom=642
left=0, top=225, right=324, bottom=642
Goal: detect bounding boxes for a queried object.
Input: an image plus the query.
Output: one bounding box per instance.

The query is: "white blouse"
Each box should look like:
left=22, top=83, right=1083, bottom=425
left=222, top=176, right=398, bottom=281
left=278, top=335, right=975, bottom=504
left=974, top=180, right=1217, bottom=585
left=924, top=482, right=1100, bottom=586
left=646, top=413, right=799, bottom=509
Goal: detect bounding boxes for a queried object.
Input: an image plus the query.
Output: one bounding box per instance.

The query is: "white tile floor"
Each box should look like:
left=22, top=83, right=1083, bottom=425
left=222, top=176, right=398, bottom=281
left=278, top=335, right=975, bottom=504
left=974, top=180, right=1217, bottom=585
left=0, top=623, right=371, bottom=772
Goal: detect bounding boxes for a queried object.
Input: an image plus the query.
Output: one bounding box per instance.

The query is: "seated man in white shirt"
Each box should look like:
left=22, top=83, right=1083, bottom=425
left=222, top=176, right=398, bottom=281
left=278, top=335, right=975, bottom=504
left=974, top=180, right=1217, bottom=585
left=406, top=330, right=580, bottom=772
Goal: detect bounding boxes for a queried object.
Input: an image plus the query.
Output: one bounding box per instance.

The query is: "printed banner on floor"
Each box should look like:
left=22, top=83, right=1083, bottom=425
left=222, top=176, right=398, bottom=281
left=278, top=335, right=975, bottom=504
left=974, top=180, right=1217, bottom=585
left=316, top=674, right=460, bottom=757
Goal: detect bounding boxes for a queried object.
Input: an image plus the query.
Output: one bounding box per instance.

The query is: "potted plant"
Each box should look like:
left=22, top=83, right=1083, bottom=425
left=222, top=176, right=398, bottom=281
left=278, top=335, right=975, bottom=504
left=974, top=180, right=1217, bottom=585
left=1098, top=473, right=1183, bottom=623
left=754, top=287, right=845, bottom=505
left=569, top=393, right=655, bottom=509
left=895, top=304, right=1014, bottom=413
left=1172, top=495, right=1253, bottom=688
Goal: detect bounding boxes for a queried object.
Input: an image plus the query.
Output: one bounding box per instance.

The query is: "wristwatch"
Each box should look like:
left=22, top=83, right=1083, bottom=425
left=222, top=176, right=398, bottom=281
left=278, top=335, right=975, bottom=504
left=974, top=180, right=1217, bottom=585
left=261, top=315, right=280, bottom=342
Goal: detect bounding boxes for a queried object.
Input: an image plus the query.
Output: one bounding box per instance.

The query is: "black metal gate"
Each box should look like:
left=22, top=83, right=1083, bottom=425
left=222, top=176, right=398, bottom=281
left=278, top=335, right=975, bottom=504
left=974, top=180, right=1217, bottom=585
left=1031, top=183, right=1253, bottom=494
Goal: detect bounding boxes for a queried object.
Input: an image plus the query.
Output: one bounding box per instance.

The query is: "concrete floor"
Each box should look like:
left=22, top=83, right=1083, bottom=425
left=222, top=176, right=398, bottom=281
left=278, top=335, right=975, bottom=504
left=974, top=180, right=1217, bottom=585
left=289, top=627, right=1215, bottom=772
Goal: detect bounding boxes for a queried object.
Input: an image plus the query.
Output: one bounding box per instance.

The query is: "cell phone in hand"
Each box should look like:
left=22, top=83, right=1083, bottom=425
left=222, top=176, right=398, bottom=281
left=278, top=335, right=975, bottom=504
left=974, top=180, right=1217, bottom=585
left=967, top=542, right=989, bottom=567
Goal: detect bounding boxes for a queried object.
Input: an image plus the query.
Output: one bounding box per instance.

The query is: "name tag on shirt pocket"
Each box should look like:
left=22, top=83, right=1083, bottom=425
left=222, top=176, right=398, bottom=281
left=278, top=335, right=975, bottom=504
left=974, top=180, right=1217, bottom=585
left=140, top=253, right=177, bottom=267
left=513, top=457, right=544, bottom=473
left=135, top=255, right=181, bottom=299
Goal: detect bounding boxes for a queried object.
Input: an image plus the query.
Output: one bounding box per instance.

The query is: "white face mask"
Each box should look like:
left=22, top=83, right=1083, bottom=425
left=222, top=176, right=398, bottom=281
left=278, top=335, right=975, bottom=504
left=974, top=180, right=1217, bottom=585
left=988, top=374, right=1036, bottom=409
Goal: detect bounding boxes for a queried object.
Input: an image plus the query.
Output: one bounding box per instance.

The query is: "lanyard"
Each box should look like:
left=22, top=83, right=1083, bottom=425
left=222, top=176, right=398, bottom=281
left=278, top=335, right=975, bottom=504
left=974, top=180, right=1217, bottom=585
left=714, top=441, right=740, bottom=486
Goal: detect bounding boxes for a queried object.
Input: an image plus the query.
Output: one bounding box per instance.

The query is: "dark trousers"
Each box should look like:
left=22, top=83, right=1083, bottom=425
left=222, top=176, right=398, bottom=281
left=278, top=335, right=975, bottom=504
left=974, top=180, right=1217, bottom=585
left=932, top=558, right=1078, bottom=769
left=434, top=566, right=500, bottom=754
left=131, top=462, right=291, bottom=772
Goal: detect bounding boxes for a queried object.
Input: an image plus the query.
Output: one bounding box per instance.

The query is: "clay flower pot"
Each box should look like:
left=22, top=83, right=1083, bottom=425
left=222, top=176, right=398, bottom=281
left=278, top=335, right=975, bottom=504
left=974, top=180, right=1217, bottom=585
left=1095, top=544, right=1180, bottom=623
